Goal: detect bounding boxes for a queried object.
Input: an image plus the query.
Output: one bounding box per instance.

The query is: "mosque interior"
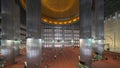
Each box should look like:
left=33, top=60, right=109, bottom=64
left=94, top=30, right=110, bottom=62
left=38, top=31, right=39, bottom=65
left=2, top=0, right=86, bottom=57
left=0, top=0, right=120, bottom=68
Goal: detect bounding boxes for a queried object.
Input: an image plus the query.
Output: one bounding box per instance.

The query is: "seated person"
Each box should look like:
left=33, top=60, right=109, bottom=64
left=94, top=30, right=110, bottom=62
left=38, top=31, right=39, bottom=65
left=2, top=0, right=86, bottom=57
left=0, top=57, right=5, bottom=68
left=45, top=64, right=49, bottom=68
left=54, top=55, right=57, bottom=60
left=24, top=61, right=27, bottom=68
left=78, top=56, right=80, bottom=61
left=78, top=61, right=88, bottom=68
left=93, top=52, right=102, bottom=61
left=107, top=48, right=110, bottom=51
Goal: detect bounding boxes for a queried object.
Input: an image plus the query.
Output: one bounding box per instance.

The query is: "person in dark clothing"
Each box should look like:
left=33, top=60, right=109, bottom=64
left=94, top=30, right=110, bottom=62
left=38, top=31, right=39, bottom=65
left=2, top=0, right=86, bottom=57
left=54, top=55, right=57, bottom=60
left=93, top=52, right=102, bottom=61
left=45, top=64, right=49, bottom=68
left=78, top=61, right=88, bottom=68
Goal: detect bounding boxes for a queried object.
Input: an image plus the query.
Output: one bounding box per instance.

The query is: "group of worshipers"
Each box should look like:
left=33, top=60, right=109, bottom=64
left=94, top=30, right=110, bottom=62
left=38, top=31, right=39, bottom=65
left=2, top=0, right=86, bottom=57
left=78, top=61, right=88, bottom=68
left=45, top=64, right=49, bottom=68
left=52, top=48, right=63, bottom=61
left=93, top=52, right=102, bottom=61
left=44, top=48, right=64, bottom=68
left=78, top=51, right=102, bottom=68
left=0, top=57, right=4, bottom=68
left=0, top=56, right=6, bottom=68
left=78, top=56, right=88, bottom=68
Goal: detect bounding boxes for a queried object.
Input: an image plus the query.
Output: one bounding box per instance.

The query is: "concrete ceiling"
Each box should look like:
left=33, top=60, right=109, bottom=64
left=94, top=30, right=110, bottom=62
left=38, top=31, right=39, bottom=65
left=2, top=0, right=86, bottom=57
left=104, top=0, right=120, bottom=17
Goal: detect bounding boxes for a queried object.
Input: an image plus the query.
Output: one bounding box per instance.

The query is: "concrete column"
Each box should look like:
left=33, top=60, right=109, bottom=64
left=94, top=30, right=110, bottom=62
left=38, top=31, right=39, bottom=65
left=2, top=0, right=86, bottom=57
left=1, top=0, right=18, bottom=65
left=26, top=0, right=42, bottom=68
left=79, top=0, right=92, bottom=68
left=13, top=3, right=21, bottom=56
left=94, top=0, right=104, bottom=56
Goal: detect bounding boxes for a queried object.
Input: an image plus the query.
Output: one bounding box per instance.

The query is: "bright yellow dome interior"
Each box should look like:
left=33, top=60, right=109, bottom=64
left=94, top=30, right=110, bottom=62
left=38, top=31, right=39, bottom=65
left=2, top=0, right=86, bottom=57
left=20, top=0, right=80, bottom=25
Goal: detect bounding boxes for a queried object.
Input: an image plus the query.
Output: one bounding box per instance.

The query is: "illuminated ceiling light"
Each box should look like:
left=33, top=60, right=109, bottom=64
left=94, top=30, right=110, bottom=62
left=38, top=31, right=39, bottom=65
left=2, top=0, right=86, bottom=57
left=54, top=22, right=58, bottom=24
left=43, top=19, right=48, bottom=22
left=73, top=18, right=77, bottom=22
left=77, top=17, right=80, bottom=19
left=20, top=0, right=80, bottom=25
left=49, top=21, right=52, bottom=23
left=63, top=22, right=67, bottom=24
left=59, top=22, right=63, bottom=24
left=68, top=20, right=72, bottom=23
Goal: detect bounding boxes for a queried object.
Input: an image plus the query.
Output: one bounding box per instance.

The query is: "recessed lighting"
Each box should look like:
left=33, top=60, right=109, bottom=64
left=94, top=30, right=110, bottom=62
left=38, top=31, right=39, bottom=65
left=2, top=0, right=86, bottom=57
left=73, top=18, right=77, bottom=22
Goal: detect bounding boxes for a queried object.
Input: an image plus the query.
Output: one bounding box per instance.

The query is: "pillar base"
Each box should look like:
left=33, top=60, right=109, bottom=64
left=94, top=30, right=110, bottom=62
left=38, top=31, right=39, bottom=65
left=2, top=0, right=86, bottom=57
left=26, top=38, right=42, bottom=68
left=1, top=40, right=15, bottom=65
left=79, top=39, right=92, bottom=68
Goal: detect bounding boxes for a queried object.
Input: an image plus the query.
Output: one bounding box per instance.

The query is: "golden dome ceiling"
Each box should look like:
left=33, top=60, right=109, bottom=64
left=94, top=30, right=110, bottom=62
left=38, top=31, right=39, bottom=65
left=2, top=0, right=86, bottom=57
left=20, top=0, right=80, bottom=25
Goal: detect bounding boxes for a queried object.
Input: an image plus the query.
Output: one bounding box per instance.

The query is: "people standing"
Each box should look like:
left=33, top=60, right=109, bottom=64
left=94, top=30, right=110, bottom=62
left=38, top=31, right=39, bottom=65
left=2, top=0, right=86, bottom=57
left=24, top=61, right=27, bottom=68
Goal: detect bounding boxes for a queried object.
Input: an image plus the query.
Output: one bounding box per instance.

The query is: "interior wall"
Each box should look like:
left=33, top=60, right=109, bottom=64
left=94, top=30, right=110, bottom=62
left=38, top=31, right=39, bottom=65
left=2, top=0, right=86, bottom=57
left=104, top=11, right=120, bottom=53
left=42, top=23, right=80, bottom=47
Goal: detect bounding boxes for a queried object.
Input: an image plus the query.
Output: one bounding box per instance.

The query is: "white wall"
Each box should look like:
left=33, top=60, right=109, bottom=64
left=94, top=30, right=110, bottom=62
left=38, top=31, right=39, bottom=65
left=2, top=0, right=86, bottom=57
left=104, top=12, right=120, bottom=53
